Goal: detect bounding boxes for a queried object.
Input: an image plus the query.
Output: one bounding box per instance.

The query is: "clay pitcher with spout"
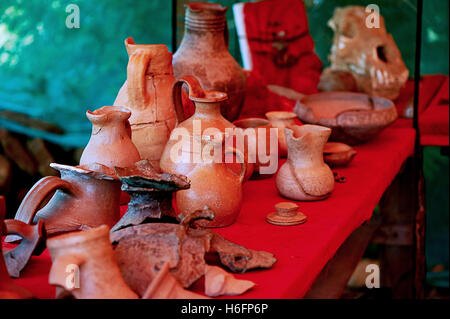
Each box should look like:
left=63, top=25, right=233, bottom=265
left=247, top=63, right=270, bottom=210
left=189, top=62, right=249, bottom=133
left=160, top=75, right=253, bottom=180
left=276, top=125, right=334, bottom=201
left=80, top=105, right=141, bottom=168
left=114, top=37, right=177, bottom=169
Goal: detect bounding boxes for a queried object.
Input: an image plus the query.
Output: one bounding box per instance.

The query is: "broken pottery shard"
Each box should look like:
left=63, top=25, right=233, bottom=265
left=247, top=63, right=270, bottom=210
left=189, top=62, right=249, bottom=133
left=205, top=265, right=255, bottom=297
left=111, top=223, right=207, bottom=293
left=114, top=159, right=190, bottom=191
left=111, top=160, right=190, bottom=231
left=189, top=229, right=277, bottom=273
left=3, top=219, right=45, bottom=278
left=142, top=262, right=208, bottom=299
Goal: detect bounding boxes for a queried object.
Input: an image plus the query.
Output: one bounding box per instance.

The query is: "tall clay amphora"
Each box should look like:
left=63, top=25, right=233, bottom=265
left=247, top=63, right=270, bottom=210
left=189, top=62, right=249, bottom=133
left=80, top=105, right=141, bottom=168
left=114, top=37, right=177, bottom=169
left=276, top=125, right=334, bottom=201
left=173, top=3, right=246, bottom=121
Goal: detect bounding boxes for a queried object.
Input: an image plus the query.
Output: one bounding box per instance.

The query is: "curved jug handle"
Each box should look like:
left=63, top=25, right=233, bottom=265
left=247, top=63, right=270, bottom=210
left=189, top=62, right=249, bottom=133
left=172, top=75, right=206, bottom=123
left=127, top=40, right=151, bottom=111
left=3, top=219, right=44, bottom=277
left=224, top=147, right=247, bottom=184
left=4, top=176, right=73, bottom=243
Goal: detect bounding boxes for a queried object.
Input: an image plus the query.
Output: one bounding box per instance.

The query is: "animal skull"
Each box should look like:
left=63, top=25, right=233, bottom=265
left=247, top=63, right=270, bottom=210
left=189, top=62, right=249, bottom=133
left=321, top=6, right=409, bottom=100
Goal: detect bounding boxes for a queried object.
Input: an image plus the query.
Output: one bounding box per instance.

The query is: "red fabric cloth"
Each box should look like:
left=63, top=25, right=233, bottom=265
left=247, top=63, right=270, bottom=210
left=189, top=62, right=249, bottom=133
left=419, top=76, right=449, bottom=146
left=4, top=125, right=415, bottom=299
left=243, top=0, right=322, bottom=95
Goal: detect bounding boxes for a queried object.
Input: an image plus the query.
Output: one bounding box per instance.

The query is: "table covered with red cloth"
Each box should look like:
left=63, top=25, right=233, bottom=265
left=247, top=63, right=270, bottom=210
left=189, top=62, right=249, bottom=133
left=3, top=125, right=415, bottom=299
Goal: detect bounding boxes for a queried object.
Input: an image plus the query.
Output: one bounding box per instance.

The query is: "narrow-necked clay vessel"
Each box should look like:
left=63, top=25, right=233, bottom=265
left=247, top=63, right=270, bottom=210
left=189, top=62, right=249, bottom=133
left=1, top=197, right=33, bottom=299
left=276, top=125, right=334, bottom=201
left=160, top=75, right=251, bottom=178
left=265, top=111, right=297, bottom=157
left=6, top=163, right=121, bottom=240
left=173, top=3, right=246, bottom=121
left=114, top=38, right=177, bottom=168
left=80, top=105, right=141, bottom=168
left=233, top=118, right=278, bottom=178
left=323, top=142, right=357, bottom=167
left=204, top=265, right=255, bottom=297
left=47, top=225, right=138, bottom=299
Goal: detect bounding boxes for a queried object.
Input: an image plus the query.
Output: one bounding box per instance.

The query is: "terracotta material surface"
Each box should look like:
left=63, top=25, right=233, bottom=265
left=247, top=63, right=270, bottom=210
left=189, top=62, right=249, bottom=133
left=233, top=118, right=277, bottom=179
left=47, top=225, right=138, bottom=299
left=142, top=262, right=208, bottom=299
left=111, top=159, right=190, bottom=231
left=265, top=111, right=297, bottom=157
left=173, top=3, right=246, bottom=121
left=318, top=6, right=408, bottom=100
left=323, top=142, right=357, bottom=167
left=3, top=219, right=44, bottom=277
left=160, top=76, right=248, bottom=227
left=111, top=216, right=208, bottom=290
left=189, top=228, right=277, bottom=273
left=276, top=125, right=334, bottom=201
left=294, top=91, right=398, bottom=144
left=266, top=202, right=307, bottom=226
left=80, top=105, right=141, bottom=168
left=204, top=265, right=255, bottom=297
left=0, top=197, right=33, bottom=298
left=114, top=37, right=177, bottom=168
left=6, top=163, right=121, bottom=239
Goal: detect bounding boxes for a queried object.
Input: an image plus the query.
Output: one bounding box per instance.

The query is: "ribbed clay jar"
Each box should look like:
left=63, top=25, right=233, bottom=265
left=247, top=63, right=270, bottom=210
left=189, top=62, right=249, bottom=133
left=173, top=3, right=246, bottom=122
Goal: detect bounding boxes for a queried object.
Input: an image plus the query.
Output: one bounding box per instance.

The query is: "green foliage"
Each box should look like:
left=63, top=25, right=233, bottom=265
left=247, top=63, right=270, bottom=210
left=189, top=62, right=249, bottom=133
left=0, top=0, right=172, bottom=136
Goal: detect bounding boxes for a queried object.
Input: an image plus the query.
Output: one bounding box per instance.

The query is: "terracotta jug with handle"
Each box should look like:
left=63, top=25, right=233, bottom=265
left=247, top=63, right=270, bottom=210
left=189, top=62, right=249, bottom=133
left=80, top=105, right=141, bottom=168
left=160, top=76, right=247, bottom=227
left=5, top=163, right=121, bottom=240
left=114, top=37, right=177, bottom=169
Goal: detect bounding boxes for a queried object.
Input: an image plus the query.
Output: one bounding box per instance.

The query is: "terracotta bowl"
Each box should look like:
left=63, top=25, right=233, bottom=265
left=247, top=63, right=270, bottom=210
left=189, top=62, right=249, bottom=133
left=293, top=92, right=397, bottom=144
left=323, top=142, right=357, bottom=167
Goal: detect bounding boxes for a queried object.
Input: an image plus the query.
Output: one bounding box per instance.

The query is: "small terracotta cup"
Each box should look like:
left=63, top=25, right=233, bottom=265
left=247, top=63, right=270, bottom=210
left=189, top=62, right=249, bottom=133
left=233, top=118, right=278, bottom=178
left=265, top=111, right=297, bottom=157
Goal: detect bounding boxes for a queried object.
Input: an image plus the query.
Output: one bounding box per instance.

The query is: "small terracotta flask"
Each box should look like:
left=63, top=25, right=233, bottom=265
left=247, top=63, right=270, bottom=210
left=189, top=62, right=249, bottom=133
left=265, top=111, right=297, bottom=157
left=114, top=38, right=177, bottom=168
left=80, top=105, right=140, bottom=168
left=276, top=125, right=334, bottom=201
left=47, top=225, right=138, bottom=299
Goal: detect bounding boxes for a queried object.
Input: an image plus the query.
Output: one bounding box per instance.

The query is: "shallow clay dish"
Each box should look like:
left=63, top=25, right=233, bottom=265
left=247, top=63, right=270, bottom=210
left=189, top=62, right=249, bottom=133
left=293, top=91, right=397, bottom=144
left=323, top=142, right=357, bottom=167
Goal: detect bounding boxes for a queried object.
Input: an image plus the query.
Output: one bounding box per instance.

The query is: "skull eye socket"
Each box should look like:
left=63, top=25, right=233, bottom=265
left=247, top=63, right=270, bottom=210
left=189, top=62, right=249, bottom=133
left=376, top=46, right=388, bottom=63
left=341, top=22, right=358, bottom=38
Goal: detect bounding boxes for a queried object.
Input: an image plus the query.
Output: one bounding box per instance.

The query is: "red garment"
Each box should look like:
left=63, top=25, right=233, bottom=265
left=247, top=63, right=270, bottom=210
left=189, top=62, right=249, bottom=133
left=243, top=0, right=322, bottom=95
left=5, top=126, right=415, bottom=299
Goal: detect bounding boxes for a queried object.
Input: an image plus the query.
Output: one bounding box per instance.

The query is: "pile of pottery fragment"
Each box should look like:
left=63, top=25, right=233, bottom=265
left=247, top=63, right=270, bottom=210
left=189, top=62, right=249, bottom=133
left=0, top=3, right=408, bottom=299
